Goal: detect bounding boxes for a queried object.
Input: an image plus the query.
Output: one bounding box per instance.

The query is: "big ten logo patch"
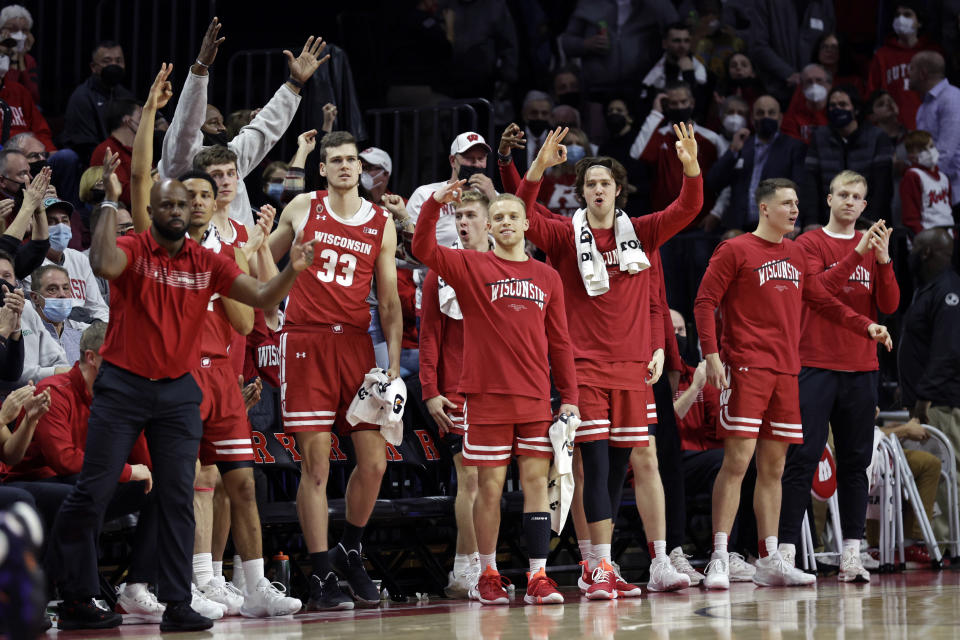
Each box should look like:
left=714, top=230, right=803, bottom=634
left=415, top=429, right=440, bottom=461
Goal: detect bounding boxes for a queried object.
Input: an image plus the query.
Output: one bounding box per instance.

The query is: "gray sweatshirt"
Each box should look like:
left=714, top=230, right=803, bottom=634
left=18, top=301, right=69, bottom=384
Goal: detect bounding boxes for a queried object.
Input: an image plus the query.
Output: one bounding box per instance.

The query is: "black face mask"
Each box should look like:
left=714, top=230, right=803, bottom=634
left=203, top=131, right=229, bottom=148
left=28, top=160, right=46, bottom=178
left=99, top=64, right=125, bottom=88
left=89, top=188, right=106, bottom=203
left=556, top=91, right=581, bottom=107
left=828, top=107, right=855, bottom=130
left=755, top=117, right=779, bottom=139
left=152, top=220, right=188, bottom=242
left=664, top=107, right=694, bottom=124
left=458, top=164, right=485, bottom=181
left=527, top=119, right=549, bottom=137
left=0, top=278, right=17, bottom=294
left=605, top=113, right=628, bottom=135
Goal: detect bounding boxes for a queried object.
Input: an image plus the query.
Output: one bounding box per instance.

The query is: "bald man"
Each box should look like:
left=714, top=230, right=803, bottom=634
left=911, top=51, right=960, bottom=206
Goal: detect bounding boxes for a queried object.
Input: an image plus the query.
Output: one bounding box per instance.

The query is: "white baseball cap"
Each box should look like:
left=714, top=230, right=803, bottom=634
left=359, top=147, right=392, bottom=174
left=449, top=131, right=491, bottom=156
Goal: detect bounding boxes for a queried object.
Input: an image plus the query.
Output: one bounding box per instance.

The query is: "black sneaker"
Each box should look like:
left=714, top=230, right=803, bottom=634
left=329, top=543, right=380, bottom=607
left=57, top=598, right=123, bottom=630
left=0, top=502, right=49, bottom=639
left=159, top=601, right=214, bottom=632
left=306, top=572, right=354, bottom=611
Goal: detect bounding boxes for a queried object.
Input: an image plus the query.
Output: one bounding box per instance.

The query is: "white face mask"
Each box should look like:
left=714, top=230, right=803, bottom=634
left=722, top=113, right=747, bottom=135
left=803, top=83, right=828, bottom=103
left=9, top=31, right=25, bottom=53
left=917, top=147, right=939, bottom=169
left=893, top=15, right=916, bottom=36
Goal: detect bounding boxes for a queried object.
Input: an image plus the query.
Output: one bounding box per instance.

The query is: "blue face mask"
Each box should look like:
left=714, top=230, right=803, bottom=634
left=40, top=296, right=72, bottom=322
left=48, top=223, right=72, bottom=252
left=566, top=144, right=586, bottom=165
left=266, top=182, right=284, bottom=200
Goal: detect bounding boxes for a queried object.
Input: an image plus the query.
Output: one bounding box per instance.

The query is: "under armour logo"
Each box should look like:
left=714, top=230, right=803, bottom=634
left=296, top=352, right=306, bottom=358
left=316, top=214, right=326, bottom=221
left=332, top=324, right=343, bottom=333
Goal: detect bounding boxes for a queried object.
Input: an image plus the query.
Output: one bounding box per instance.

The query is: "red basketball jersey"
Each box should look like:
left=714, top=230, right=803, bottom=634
left=199, top=241, right=240, bottom=361
left=285, top=191, right=388, bottom=330
left=221, top=218, right=249, bottom=376
left=225, top=217, right=249, bottom=247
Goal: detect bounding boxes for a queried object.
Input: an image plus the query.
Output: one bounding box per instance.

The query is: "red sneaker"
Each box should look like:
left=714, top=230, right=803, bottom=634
left=585, top=560, right=618, bottom=600
left=524, top=568, right=564, bottom=604
left=469, top=566, right=510, bottom=605
left=577, top=560, right=594, bottom=594
left=905, top=544, right=932, bottom=568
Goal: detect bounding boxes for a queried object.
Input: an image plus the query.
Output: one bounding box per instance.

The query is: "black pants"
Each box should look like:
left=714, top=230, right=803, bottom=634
left=779, top=367, right=878, bottom=546
left=652, top=376, right=686, bottom=550
left=47, top=363, right=202, bottom=602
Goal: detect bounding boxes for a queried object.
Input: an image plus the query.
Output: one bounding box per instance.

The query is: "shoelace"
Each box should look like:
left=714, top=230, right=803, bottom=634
left=672, top=552, right=697, bottom=574
left=225, top=581, right=243, bottom=597
left=480, top=572, right=511, bottom=592
left=650, top=559, right=676, bottom=583
left=263, top=581, right=292, bottom=597
left=590, top=565, right=614, bottom=584
left=530, top=573, right=559, bottom=593
left=706, top=558, right=728, bottom=575
left=729, top=552, right=749, bottom=570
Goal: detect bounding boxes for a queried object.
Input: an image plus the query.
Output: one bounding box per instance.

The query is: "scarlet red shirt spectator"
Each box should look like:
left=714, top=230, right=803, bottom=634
left=90, top=136, right=133, bottom=206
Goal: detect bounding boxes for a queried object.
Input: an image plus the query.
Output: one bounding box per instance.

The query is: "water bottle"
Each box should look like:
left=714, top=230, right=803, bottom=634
left=267, top=552, right=291, bottom=592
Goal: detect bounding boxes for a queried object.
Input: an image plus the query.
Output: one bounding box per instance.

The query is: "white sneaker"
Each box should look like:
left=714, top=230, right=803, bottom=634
left=861, top=551, right=880, bottom=570
left=703, top=552, right=730, bottom=590
left=191, top=583, right=226, bottom=619
left=838, top=548, right=870, bottom=583
left=728, top=552, right=756, bottom=582
left=647, top=556, right=691, bottom=592
left=752, top=553, right=816, bottom=587
left=115, top=583, right=165, bottom=624
left=669, top=547, right=704, bottom=586
left=445, top=567, right=479, bottom=598
left=199, top=576, right=244, bottom=616
left=240, top=577, right=302, bottom=617
left=778, top=543, right=797, bottom=569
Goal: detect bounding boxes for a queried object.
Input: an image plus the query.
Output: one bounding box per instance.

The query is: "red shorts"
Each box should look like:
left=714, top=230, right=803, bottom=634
left=461, top=420, right=553, bottom=467
left=718, top=366, right=802, bottom=443
left=444, top=391, right=467, bottom=437
left=576, top=385, right=653, bottom=448
left=194, top=359, right=253, bottom=465
left=279, top=327, right=378, bottom=434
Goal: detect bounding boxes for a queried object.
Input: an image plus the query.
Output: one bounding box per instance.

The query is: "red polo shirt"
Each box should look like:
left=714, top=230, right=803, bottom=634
left=100, top=230, right=243, bottom=379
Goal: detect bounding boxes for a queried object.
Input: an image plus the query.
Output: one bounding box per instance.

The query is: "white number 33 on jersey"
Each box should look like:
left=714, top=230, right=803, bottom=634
left=315, top=249, right=357, bottom=287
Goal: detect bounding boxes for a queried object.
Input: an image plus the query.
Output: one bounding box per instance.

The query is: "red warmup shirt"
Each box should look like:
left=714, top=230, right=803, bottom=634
left=638, top=126, right=718, bottom=225
left=244, top=310, right=280, bottom=388
left=284, top=191, right=387, bottom=331
left=797, top=228, right=900, bottom=371
left=514, top=174, right=703, bottom=380
left=0, top=364, right=150, bottom=482
left=101, top=230, right=243, bottom=379
left=782, top=99, right=827, bottom=145
left=419, top=269, right=466, bottom=399
left=674, top=363, right=722, bottom=452
left=867, top=36, right=941, bottom=129
left=90, top=137, right=133, bottom=206
left=411, top=197, right=578, bottom=411
left=396, top=268, right=419, bottom=349
left=0, top=77, right=55, bottom=150
left=693, top=233, right=873, bottom=374
left=219, top=219, right=249, bottom=376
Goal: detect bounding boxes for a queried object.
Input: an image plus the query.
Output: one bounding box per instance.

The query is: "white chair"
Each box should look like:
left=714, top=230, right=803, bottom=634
left=900, top=424, right=960, bottom=560
left=799, top=445, right=843, bottom=571
left=884, top=434, right=943, bottom=566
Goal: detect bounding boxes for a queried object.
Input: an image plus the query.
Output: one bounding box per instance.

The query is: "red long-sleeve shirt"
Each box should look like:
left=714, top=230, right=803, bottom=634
left=0, top=77, right=54, bottom=150
left=693, top=233, right=874, bottom=374
left=0, top=364, right=150, bottom=481
left=419, top=270, right=465, bottom=399
left=396, top=268, right=420, bottom=350
left=411, top=196, right=577, bottom=410
left=867, top=36, right=941, bottom=129
left=796, top=228, right=900, bottom=371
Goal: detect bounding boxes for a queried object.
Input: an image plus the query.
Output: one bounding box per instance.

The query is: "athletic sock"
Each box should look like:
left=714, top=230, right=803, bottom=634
left=713, top=532, right=728, bottom=555
left=212, top=561, right=223, bottom=578
left=523, top=512, right=551, bottom=573
left=310, top=551, right=332, bottom=577
left=242, top=558, right=265, bottom=591
left=578, top=539, right=593, bottom=566
left=529, top=558, right=547, bottom=575
left=479, top=553, right=498, bottom=573
left=193, top=553, right=213, bottom=587
left=453, top=554, right=471, bottom=575
left=594, top=543, right=612, bottom=564
left=843, top=539, right=860, bottom=555
left=653, top=540, right=667, bottom=560
left=233, top=554, right=244, bottom=584
left=341, top=521, right=364, bottom=552
left=761, top=536, right=778, bottom=559
left=470, top=552, right=480, bottom=569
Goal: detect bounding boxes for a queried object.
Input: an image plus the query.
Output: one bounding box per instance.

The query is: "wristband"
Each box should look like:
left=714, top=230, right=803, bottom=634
left=497, top=152, right=511, bottom=164
left=195, top=59, right=210, bottom=69
left=287, top=76, right=305, bottom=90
left=100, top=200, right=119, bottom=211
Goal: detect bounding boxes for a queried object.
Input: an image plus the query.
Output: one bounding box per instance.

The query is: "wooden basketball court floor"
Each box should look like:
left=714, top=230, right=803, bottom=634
left=46, top=568, right=960, bottom=639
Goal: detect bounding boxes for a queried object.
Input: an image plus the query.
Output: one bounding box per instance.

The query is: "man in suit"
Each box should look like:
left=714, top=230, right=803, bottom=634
left=707, top=95, right=807, bottom=231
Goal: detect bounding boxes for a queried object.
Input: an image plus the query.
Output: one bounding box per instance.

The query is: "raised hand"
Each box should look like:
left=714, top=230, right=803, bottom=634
left=289, top=229, right=318, bottom=272
left=22, top=166, right=51, bottom=212
left=855, top=219, right=886, bottom=256
left=285, top=36, right=330, bottom=87
left=0, top=383, right=36, bottom=424
left=536, top=126, right=569, bottom=169
left=22, top=387, right=50, bottom=421
left=102, top=148, right=122, bottom=201
left=867, top=323, right=893, bottom=351
left=432, top=179, right=467, bottom=206
left=673, top=122, right=700, bottom=177
left=321, top=103, right=338, bottom=132
left=873, top=220, right=893, bottom=264
left=0, top=286, right=24, bottom=336
left=297, top=129, right=318, bottom=155
left=499, top=123, right=526, bottom=156
left=146, top=63, right=174, bottom=110
left=380, top=194, right=407, bottom=219
left=196, top=17, right=225, bottom=69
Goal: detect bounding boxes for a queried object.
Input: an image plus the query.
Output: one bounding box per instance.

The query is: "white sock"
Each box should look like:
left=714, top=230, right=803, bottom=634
left=764, top=536, right=778, bottom=558
left=713, top=532, right=728, bottom=555
left=193, top=553, right=213, bottom=587
left=843, top=538, right=860, bottom=555
left=479, top=553, right=497, bottom=573
left=653, top=540, right=667, bottom=560
left=470, top=552, right=480, bottom=568
left=529, top=558, right=546, bottom=574
left=124, top=582, right=147, bottom=597
left=242, top=558, right=265, bottom=592
left=594, top=543, right=611, bottom=564
left=453, top=553, right=471, bottom=574
left=578, top=539, right=592, bottom=566
left=212, top=561, right=223, bottom=578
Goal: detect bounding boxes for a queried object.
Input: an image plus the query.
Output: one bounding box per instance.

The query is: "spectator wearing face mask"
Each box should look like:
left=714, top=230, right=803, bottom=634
left=868, top=3, right=942, bottom=130
left=258, top=161, right=288, bottom=209
left=0, top=37, right=53, bottom=152
left=812, top=33, right=864, bottom=99
left=911, top=51, right=960, bottom=210
left=641, top=22, right=710, bottom=120
left=510, top=90, right=553, bottom=175
left=0, top=4, right=38, bottom=104
left=713, top=52, right=766, bottom=109
left=782, top=64, right=832, bottom=144
left=4, top=133, right=83, bottom=227
left=799, top=85, right=894, bottom=228
left=535, top=128, right=591, bottom=219
left=598, top=98, right=648, bottom=215
left=28, top=265, right=88, bottom=365
left=89, top=100, right=142, bottom=209
left=901, top=130, right=953, bottom=235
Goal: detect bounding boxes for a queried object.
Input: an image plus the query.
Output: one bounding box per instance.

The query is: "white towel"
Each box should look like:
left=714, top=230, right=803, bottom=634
left=572, top=208, right=650, bottom=297
left=346, top=368, right=408, bottom=445
left=547, top=413, right=580, bottom=533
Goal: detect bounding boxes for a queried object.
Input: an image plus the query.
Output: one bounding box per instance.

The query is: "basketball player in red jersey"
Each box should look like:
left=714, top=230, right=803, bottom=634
left=693, top=177, right=893, bottom=590
left=269, top=131, right=402, bottom=610
left=516, top=126, right=701, bottom=596
left=413, top=180, right=579, bottom=606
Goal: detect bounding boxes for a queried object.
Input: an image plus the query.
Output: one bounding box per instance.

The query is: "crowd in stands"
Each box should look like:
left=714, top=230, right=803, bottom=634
left=0, top=0, right=959, bottom=633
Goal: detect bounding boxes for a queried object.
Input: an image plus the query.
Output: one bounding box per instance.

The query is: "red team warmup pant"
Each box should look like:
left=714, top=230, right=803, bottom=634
left=718, top=365, right=803, bottom=444
left=279, top=326, right=379, bottom=434
left=194, top=358, right=254, bottom=465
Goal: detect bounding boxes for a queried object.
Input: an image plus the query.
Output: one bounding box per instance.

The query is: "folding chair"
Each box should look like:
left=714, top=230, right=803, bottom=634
left=799, top=445, right=843, bottom=571
left=900, top=424, right=960, bottom=561
left=885, top=434, right=943, bottom=568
